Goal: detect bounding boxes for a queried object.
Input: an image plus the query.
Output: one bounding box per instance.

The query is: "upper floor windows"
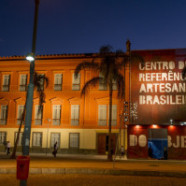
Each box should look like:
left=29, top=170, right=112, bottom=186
left=0, top=105, right=8, bottom=125
left=19, top=74, right=27, bottom=91
left=2, top=74, right=10, bottom=92
left=34, top=105, right=43, bottom=125
left=99, top=73, right=117, bottom=91
left=17, top=105, right=24, bottom=125
left=52, top=105, right=61, bottom=126
left=72, top=73, right=80, bottom=90
left=98, top=105, right=117, bottom=126
left=71, top=105, right=80, bottom=126
left=54, top=74, right=62, bottom=91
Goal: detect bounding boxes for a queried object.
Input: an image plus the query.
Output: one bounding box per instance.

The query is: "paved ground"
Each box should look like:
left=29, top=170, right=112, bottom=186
left=1, top=174, right=186, bottom=186
left=0, top=152, right=186, bottom=177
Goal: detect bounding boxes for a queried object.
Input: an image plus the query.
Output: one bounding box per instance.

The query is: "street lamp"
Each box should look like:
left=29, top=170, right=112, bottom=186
left=21, top=0, right=40, bottom=186
left=26, top=53, right=35, bottom=62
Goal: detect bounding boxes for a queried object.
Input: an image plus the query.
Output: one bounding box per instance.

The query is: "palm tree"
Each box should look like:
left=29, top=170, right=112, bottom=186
left=75, top=46, right=128, bottom=161
left=10, top=72, right=48, bottom=159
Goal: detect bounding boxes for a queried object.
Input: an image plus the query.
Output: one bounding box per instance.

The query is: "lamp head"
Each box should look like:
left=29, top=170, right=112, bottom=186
left=26, top=53, right=35, bottom=62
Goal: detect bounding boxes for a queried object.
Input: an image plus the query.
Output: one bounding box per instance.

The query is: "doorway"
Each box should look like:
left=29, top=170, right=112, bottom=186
left=97, top=133, right=117, bottom=155
left=148, top=129, right=168, bottom=159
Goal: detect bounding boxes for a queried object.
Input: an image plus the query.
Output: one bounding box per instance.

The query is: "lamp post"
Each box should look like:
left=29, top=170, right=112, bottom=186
left=21, top=0, right=40, bottom=185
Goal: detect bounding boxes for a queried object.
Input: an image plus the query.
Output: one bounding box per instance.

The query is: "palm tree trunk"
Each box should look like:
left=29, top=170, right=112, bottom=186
left=10, top=105, right=26, bottom=159
left=108, top=81, right=113, bottom=161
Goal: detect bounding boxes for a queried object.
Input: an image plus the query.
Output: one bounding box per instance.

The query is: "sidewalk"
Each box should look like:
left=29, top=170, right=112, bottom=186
left=0, top=152, right=186, bottom=177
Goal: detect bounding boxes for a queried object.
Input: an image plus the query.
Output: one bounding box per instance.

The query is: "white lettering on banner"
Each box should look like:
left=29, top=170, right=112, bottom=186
left=130, top=135, right=186, bottom=148
left=129, top=135, right=147, bottom=147
left=139, top=135, right=147, bottom=147
left=137, top=61, right=186, bottom=105
left=168, top=135, right=186, bottom=148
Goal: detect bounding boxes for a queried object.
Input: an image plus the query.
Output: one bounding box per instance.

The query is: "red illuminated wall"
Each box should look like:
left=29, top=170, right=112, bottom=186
left=128, top=125, right=186, bottom=160
left=130, top=49, right=186, bottom=124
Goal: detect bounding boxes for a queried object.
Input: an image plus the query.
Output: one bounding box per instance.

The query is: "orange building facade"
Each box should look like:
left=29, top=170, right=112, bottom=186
left=0, top=54, right=129, bottom=154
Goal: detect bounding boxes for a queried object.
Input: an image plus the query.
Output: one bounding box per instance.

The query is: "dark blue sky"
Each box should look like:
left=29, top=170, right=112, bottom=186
left=0, top=0, right=186, bottom=57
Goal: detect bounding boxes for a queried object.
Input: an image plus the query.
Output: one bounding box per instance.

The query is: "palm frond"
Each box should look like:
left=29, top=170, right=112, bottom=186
left=131, top=52, right=145, bottom=67
left=81, top=77, right=101, bottom=96
left=182, top=66, right=186, bottom=79
left=34, top=72, right=49, bottom=113
left=116, top=73, right=125, bottom=98
left=74, top=62, right=99, bottom=78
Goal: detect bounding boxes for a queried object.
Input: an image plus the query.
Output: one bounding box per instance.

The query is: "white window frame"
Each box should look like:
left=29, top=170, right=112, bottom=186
left=15, top=132, right=23, bottom=146
left=69, top=133, right=79, bottom=149
left=52, top=105, right=61, bottom=125
left=0, top=105, right=8, bottom=125
left=72, top=73, right=80, bottom=90
left=98, top=105, right=107, bottom=126
left=50, top=133, right=60, bottom=148
left=54, top=74, right=62, bottom=91
left=0, top=132, right=6, bottom=145
left=17, top=105, right=25, bottom=125
left=32, top=132, right=42, bottom=147
left=34, top=105, right=43, bottom=125
left=71, top=105, right=79, bottom=126
left=2, top=74, right=10, bottom=92
left=19, top=74, right=27, bottom=91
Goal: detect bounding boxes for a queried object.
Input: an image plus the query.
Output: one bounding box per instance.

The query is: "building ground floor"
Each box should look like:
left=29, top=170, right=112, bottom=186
left=0, top=128, right=127, bottom=155
left=128, top=125, right=186, bottom=160
left=1, top=125, right=186, bottom=160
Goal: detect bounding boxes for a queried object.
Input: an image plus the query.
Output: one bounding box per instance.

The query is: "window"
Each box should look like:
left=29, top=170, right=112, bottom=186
left=110, top=105, right=117, bottom=126
left=50, top=133, right=60, bottom=148
left=98, top=105, right=107, bottom=126
left=32, top=132, right=42, bottom=147
left=2, top=74, right=10, bottom=91
left=15, top=132, right=23, bottom=146
left=98, top=105, right=117, bottom=126
left=99, top=73, right=107, bottom=90
left=19, top=74, right=27, bottom=91
left=69, top=133, right=79, bottom=148
left=34, top=105, right=43, bottom=125
left=54, top=74, right=62, bottom=91
left=0, top=132, right=6, bottom=145
left=0, top=105, right=8, bottom=125
left=72, top=73, right=80, bottom=90
left=17, top=105, right=24, bottom=124
left=71, top=105, right=79, bottom=126
left=52, top=105, right=61, bottom=125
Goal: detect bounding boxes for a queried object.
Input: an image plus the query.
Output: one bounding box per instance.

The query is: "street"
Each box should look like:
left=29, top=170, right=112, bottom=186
left=1, top=174, right=186, bottom=186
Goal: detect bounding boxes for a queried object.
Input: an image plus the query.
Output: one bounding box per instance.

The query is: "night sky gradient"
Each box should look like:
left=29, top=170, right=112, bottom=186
left=0, top=0, right=186, bottom=57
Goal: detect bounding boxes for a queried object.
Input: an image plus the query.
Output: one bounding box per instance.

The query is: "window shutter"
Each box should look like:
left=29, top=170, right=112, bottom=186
left=71, top=105, right=79, bottom=126
left=111, top=105, right=117, bottom=126
left=0, top=105, right=8, bottom=124
left=17, top=105, right=24, bottom=124
left=72, top=73, right=80, bottom=90
left=53, top=105, right=61, bottom=125
left=54, top=74, right=62, bottom=90
left=98, top=105, right=107, bottom=126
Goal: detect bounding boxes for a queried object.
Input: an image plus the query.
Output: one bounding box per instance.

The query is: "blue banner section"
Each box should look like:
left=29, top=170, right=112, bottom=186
left=148, top=140, right=168, bottom=159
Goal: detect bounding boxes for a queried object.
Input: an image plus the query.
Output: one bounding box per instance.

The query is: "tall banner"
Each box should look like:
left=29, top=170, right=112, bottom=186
left=130, top=49, right=186, bottom=124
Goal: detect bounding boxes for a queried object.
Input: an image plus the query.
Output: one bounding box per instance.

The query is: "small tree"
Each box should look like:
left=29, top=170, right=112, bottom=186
left=10, top=72, right=48, bottom=159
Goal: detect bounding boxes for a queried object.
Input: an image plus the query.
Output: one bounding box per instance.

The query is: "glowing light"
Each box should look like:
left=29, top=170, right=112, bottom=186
left=135, top=125, right=141, bottom=129
left=152, top=124, right=158, bottom=128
